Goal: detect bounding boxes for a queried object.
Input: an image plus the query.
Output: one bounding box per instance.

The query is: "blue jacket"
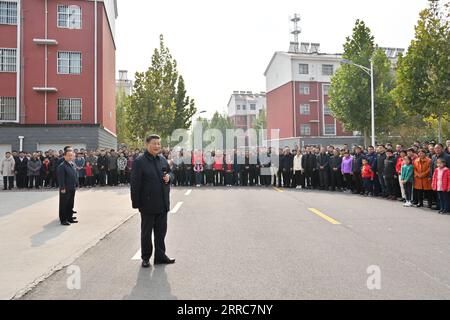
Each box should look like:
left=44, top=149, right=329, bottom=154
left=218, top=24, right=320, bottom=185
left=57, top=161, right=78, bottom=191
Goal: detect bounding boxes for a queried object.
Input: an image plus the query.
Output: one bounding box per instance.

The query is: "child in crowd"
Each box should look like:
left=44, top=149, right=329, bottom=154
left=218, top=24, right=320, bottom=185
left=432, top=158, right=450, bottom=214
left=85, top=161, right=94, bottom=188
left=400, top=156, right=414, bottom=207
left=361, top=158, right=375, bottom=196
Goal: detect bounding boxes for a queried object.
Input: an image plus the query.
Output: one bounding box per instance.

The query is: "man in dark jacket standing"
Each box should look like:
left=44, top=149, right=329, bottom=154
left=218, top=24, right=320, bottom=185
left=317, top=147, right=330, bottom=190
left=57, top=149, right=78, bottom=226
left=352, top=146, right=365, bottom=195
left=130, top=134, right=175, bottom=268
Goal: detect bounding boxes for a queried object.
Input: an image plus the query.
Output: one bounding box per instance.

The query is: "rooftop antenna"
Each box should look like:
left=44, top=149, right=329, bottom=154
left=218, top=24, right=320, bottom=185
left=289, top=13, right=301, bottom=53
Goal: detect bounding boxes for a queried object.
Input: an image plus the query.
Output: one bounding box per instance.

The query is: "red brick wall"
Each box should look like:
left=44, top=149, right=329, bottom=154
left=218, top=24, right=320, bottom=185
left=266, top=82, right=294, bottom=139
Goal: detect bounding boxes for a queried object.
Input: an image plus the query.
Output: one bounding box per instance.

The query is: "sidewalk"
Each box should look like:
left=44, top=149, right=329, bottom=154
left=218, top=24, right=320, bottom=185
left=0, top=187, right=136, bottom=299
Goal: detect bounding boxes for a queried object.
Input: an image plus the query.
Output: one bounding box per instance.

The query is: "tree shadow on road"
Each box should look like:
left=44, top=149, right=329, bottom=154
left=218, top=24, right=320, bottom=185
left=30, top=220, right=67, bottom=247
left=123, top=266, right=177, bottom=300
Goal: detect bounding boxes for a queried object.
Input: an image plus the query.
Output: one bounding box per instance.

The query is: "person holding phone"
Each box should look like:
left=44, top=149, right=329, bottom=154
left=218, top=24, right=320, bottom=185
left=130, top=134, right=175, bottom=268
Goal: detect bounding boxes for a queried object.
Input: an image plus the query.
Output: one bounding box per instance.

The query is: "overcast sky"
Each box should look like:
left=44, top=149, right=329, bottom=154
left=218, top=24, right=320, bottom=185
left=116, top=0, right=429, bottom=118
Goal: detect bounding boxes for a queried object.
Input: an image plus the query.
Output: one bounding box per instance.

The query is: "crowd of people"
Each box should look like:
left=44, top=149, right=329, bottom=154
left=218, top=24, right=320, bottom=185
left=1, top=139, right=450, bottom=214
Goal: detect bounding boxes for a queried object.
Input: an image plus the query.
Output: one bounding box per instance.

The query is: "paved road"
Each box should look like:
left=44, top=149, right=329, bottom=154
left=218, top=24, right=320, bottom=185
left=20, top=186, right=450, bottom=299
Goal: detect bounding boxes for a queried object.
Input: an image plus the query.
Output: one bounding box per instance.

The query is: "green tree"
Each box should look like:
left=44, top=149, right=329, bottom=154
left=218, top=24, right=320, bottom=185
left=393, top=0, right=450, bottom=143
left=115, top=88, right=130, bottom=145
left=252, top=109, right=267, bottom=130
left=127, top=35, right=196, bottom=145
left=328, top=20, right=397, bottom=146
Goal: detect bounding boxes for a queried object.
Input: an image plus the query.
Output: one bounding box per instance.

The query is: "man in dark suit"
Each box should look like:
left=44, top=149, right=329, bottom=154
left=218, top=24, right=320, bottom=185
left=57, top=149, right=79, bottom=226
left=130, top=134, right=175, bottom=268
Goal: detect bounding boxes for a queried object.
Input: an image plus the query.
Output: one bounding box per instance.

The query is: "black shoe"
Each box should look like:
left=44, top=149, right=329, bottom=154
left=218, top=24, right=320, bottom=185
left=72, top=210, right=77, bottom=214
left=142, top=260, right=151, bottom=268
left=154, top=257, right=176, bottom=265
left=68, top=219, right=78, bottom=223
left=61, top=221, right=70, bottom=226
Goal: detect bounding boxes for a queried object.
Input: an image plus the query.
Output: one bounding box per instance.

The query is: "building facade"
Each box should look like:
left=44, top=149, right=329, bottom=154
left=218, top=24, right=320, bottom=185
left=264, top=42, right=404, bottom=148
left=227, top=91, right=266, bottom=131
left=0, top=0, right=118, bottom=152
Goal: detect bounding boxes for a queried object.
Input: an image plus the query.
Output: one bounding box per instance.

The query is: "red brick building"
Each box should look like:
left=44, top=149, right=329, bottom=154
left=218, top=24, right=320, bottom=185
left=264, top=43, right=362, bottom=148
left=0, top=0, right=118, bottom=152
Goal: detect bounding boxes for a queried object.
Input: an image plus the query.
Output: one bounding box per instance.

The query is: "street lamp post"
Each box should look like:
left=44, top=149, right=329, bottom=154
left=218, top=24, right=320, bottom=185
left=341, top=58, right=375, bottom=147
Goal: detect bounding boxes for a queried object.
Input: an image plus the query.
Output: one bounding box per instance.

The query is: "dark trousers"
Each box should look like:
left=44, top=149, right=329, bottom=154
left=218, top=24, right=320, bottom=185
left=17, top=173, right=27, bottom=188
left=241, top=171, right=249, bottom=186
left=415, top=189, right=431, bottom=206
left=140, top=212, right=168, bottom=261
left=214, top=170, right=224, bottom=186
left=293, top=170, right=304, bottom=188
left=363, top=178, right=374, bottom=194
left=282, top=169, right=292, bottom=188
left=343, top=173, right=353, bottom=190
left=330, top=170, right=342, bottom=190
left=437, top=192, right=449, bottom=212
left=404, top=182, right=413, bottom=202
left=352, top=172, right=363, bottom=194
left=304, top=170, right=313, bottom=188
left=319, top=169, right=329, bottom=189
left=28, top=175, right=40, bottom=189
left=205, top=170, right=214, bottom=185
left=3, top=176, right=14, bottom=189
left=378, top=174, right=386, bottom=196
left=384, top=176, right=395, bottom=196
left=59, top=189, right=75, bottom=222
left=108, top=170, right=118, bottom=186
left=99, top=170, right=107, bottom=186
left=86, top=176, right=94, bottom=187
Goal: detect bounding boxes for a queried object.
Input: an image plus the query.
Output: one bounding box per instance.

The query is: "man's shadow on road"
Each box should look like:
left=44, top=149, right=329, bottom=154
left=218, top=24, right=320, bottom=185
left=31, top=220, right=67, bottom=247
left=123, top=265, right=177, bottom=300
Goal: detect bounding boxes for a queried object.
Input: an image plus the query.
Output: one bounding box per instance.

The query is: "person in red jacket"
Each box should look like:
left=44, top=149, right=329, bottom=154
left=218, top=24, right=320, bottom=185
left=85, top=161, right=94, bottom=188
left=431, top=158, right=450, bottom=214
left=395, top=150, right=407, bottom=201
left=361, top=158, right=375, bottom=196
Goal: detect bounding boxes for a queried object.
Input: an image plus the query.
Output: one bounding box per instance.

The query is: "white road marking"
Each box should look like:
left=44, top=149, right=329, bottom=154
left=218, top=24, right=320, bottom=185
left=170, top=201, right=184, bottom=214
left=185, top=189, right=192, bottom=196
left=132, top=249, right=141, bottom=260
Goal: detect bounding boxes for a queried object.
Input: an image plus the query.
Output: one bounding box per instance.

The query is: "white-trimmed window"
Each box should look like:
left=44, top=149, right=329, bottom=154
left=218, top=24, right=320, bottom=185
left=242, top=105, right=246, bottom=110
left=324, top=123, right=336, bottom=135
left=299, top=104, right=310, bottom=115
left=58, top=51, right=82, bottom=74
left=322, top=64, right=334, bottom=76
left=299, top=83, right=310, bottom=95
left=300, top=124, right=311, bottom=136
left=250, top=104, right=256, bottom=111
left=57, top=5, right=82, bottom=29
left=0, top=97, right=16, bottom=121
left=58, top=98, right=82, bottom=120
left=237, top=105, right=241, bottom=110
left=299, top=64, right=309, bottom=75
left=0, top=1, right=17, bottom=25
left=323, top=84, right=331, bottom=96
left=0, top=48, right=16, bottom=72
left=323, top=103, right=332, bottom=116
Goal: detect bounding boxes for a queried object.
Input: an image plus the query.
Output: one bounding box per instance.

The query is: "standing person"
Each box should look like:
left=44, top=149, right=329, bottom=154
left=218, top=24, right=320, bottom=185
left=97, top=150, right=108, bottom=186
left=413, top=149, right=432, bottom=208
left=27, top=153, right=42, bottom=189
left=430, top=144, right=450, bottom=210
left=1, top=152, right=16, bottom=190
left=303, top=147, right=316, bottom=189
left=117, top=152, right=128, bottom=186
left=204, top=151, right=214, bottom=186
left=293, top=149, right=304, bottom=189
left=85, top=161, right=94, bottom=188
left=280, top=147, right=293, bottom=188
left=431, top=158, right=450, bottom=214
left=86, top=151, right=98, bottom=187
left=376, top=146, right=387, bottom=197
left=259, top=148, right=272, bottom=187
left=107, top=150, right=119, bottom=186
left=213, top=150, right=224, bottom=186
left=74, top=153, right=86, bottom=188
left=224, top=153, right=234, bottom=187
left=341, top=151, right=354, bottom=192
left=15, top=151, right=28, bottom=189
left=57, top=149, right=78, bottom=226
left=361, top=158, right=375, bottom=196
left=193, top=158, right=203, bottom=187
left=400, top=156, right=414, bottom=207
left=126, top=154, right=134, bottom=185
left=130, top=134, right=175, bottom=268
left=352, top=147, right=365, bottom=195
left=383, top=149, right=397, bottom=200
left=395, top=150, right=407, bottom=201
left=270, top=149, right=279, bottom=187
left=317, top=147, right=330, bottom=191
left=241, top=151, right=250, bottom=186
left=330, top=149, right=343, bottom=192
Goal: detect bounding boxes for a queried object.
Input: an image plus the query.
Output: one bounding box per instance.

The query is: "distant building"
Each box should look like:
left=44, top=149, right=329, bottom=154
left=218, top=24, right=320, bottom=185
left=0, top=0, right=118, bottom=152
left=264, top=41, right=403, bottom=148
left=116, top=70, right=133, bottom=96
left=227, top=91, right=266, bottom=131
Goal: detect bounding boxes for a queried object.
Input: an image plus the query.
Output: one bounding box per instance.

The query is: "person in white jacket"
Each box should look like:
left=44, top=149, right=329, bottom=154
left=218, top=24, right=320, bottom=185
left=293, top=149, right=304, bottom=189
left=1, top=152, right=16, bottom=190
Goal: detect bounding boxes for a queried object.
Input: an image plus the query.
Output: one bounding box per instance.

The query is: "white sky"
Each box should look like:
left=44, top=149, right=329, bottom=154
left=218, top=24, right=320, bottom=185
left=116, top=0, right=429, bottom=118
